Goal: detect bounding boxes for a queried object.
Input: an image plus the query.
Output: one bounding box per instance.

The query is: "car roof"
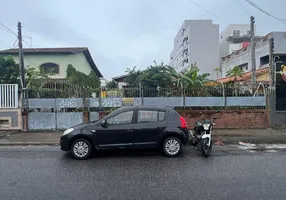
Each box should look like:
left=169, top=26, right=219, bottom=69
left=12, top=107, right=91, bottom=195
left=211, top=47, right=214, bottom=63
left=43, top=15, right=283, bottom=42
left=119, top=105, right=170, bottom=111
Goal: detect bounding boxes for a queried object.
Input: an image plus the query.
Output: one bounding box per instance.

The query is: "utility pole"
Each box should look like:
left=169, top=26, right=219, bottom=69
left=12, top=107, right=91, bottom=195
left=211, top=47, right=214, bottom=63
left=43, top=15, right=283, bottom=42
left=18, top=22, right=25, bottom=89
left=269, top=37, right=275, bottom=88
left=17, top=22, right=27, bottom=132
left=250, top=16, right=256, bottom=94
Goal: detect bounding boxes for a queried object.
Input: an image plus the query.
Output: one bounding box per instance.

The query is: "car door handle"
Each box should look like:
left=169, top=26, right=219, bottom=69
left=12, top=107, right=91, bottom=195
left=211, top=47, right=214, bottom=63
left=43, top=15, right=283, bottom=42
left=91, top=130, right=96, bottom=133
left=130, top=130, right=133, bottom=132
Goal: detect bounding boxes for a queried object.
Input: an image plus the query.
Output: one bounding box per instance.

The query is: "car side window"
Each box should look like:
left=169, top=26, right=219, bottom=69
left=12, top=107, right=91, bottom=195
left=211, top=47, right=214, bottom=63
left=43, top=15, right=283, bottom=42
left=158, top=111, right=166, bottom=122
left=138, top=110, right=158, bottom=123
left=107, top=111, right=134, bottom=125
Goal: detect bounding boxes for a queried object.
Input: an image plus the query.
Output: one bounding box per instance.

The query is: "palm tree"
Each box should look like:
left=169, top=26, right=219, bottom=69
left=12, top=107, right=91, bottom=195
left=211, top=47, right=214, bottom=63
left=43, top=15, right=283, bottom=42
left=166, top=63, right=211, bottom=107
left=226, top=66, right=244, bottom=96
left=213, top=67, right=221, bottom=80
left=182, top=63, right=212, bottom=97
left=165, top=65, right=185, bottom=95
left=226, top=66, right=243, bottom=82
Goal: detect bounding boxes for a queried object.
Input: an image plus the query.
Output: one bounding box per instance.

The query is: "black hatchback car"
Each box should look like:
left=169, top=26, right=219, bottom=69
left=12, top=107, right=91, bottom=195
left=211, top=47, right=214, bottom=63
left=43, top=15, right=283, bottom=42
left=60, top=106, right=189, bottom=159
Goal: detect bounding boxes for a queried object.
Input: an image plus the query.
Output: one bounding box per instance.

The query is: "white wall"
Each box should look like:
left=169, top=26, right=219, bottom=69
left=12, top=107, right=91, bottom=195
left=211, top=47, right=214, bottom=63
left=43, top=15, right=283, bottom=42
left=170, top=20, right=219, bottom=79
left=221, top=32, right=286, bottom=77
left=229, top=43, right=242, bottom=54
left=118, top=82, right=127, bottom=89
left=220, top=24, right=253, bottom=43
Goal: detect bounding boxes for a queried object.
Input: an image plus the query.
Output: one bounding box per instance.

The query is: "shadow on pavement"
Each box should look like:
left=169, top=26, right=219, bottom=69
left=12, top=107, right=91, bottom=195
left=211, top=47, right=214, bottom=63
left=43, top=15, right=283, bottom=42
left=60, top=146, right=205, bottom=160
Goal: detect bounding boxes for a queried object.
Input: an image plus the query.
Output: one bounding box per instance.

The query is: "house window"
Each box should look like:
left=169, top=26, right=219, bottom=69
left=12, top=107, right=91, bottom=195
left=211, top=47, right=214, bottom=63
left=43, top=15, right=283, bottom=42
left=233, top=30, right=240, bottom=37
left=40, top=63, right=59, bottom=74
left=237, top=63, right=248, bottom=71
left=260, top=55, right=269, bottom=67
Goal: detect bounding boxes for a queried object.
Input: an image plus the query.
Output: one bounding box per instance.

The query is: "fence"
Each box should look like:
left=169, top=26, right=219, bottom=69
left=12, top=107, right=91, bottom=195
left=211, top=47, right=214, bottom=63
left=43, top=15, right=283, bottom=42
left=0, top=84, right=18, bottom=108
left=23, top=84, right=268, bottom=131
left=25, top=97, right=267, bottom=131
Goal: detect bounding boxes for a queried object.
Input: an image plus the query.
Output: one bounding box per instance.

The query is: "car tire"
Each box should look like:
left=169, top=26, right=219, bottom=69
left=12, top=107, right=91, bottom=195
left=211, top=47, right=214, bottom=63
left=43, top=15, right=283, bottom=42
left=71, top=138, right=92, bottom=160
left=162, top=137, right=183, bottom=157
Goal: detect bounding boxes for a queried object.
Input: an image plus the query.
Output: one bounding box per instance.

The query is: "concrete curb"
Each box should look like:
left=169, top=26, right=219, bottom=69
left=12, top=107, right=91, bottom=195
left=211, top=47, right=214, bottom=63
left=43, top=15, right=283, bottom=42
left=0, top=142, right=60, bottom=146
left=213, top=136, right=286, bottom=145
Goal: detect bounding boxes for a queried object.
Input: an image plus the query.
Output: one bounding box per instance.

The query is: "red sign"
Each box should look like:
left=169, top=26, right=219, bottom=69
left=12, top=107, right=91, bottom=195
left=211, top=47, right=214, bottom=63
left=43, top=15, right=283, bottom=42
left=242, top=42, right=250, bottom=48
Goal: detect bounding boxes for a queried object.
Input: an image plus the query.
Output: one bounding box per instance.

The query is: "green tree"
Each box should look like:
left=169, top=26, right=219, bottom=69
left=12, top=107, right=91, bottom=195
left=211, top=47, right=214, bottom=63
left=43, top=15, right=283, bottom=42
left=66, top=64, right=100, bottom=89
left=88, top=71, right=101, bottom=89
left=226, top=66, right=244, bottom=96
left=213, top=67, right=221, bottom=80
left=140, top=61, right=173, bottom=88
left=125, top=62, right=174, bottom=88
left=124, top=61, right=211, bottom=97
left=166, top=62, right=211, bottom=96
left=124, top=66, right=142, bottom=87
left=105, top=80, right=118, bottom=89
left=25, top=66, right=49, bottom=89
left=183, top=63, right=211, bottom=87
left=226, top=66, right=243, bottom=83
left=0, top=56, right=19, bottom=84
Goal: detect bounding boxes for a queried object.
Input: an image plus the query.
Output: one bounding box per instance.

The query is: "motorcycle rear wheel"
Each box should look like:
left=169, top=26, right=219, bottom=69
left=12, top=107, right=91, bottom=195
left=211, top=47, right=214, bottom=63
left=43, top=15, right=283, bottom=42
left=200, top=138, right=213, bottom=157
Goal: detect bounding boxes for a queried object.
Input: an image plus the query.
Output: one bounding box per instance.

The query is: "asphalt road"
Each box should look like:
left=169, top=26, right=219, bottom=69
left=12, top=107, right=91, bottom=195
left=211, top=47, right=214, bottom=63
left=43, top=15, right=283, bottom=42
left=0, top=146, right=286, bottom=200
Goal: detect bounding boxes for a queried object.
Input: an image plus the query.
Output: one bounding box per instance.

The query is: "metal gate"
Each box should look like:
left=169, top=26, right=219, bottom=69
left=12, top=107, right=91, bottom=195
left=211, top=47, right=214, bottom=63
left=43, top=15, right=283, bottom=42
left=0, top=84, right=18, bottom=108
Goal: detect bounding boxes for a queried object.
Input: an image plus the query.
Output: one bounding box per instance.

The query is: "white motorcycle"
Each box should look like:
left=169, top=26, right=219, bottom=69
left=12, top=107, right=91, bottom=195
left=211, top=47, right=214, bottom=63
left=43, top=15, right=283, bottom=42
left=189, top=117, right=216, bottom=157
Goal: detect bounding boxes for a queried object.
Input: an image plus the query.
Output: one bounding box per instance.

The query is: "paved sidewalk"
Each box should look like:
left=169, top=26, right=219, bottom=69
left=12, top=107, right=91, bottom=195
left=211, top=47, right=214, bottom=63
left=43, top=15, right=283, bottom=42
left=213, top=128, right=286, bottom=144
left=0, top=128, right=286, bottom=146
left=0, top=131, right=61, bottom=145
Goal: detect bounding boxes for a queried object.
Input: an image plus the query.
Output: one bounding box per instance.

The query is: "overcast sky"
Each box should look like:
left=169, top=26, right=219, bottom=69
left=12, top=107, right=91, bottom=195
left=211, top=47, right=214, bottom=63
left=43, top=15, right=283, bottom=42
left=0, top=0, right=286, bottom=79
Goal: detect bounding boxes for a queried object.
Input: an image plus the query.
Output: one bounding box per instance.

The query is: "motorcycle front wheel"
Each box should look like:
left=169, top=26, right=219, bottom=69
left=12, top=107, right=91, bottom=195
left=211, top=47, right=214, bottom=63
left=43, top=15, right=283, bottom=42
left=200, top=138, right=213, bottom=157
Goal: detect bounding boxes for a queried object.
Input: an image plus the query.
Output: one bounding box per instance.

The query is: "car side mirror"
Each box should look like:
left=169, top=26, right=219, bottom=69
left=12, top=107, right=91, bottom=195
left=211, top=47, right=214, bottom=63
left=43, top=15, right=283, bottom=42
left=100, top=120, right=107, bottom=128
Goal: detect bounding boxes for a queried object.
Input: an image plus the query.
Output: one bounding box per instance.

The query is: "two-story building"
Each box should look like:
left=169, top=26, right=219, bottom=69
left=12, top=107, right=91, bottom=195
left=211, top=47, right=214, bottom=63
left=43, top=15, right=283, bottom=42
left=221, top=32, right=286, bottom=78
left=0, top=47, right=104, bottom=131
left=0, top=47, right=103, bottom=78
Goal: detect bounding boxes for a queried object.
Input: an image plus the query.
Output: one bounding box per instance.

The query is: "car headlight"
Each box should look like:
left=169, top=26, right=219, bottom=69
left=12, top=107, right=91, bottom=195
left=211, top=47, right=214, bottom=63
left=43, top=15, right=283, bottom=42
left=63, top=128, right=74, bottom=136
left=203, top=124, right=210, bottom=130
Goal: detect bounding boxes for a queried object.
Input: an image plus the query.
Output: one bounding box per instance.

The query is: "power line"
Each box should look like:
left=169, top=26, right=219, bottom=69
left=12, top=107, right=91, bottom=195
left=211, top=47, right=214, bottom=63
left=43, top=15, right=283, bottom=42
left=188, top=0, right=230, bottom=25
left=23, top=36, right=33, bottom=47
left=23, top=39, right=32, bottom=48
left=13, top=39, right=18, bottom=48
left=245, top=0, right=286, bottom=24
left=232, top=0, right=251, bottom=16
left=0, top=22, right=17, bottom=36
left=0, top=41, right=11, bottom=49
left=1, top=22, right=33, bottom=48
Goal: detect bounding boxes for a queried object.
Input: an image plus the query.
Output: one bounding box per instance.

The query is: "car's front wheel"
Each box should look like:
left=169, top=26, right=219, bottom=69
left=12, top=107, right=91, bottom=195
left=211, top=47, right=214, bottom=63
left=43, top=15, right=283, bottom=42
left=71, top=139, right=92, bottom=160
left=162, top=137, right=182, bottom=157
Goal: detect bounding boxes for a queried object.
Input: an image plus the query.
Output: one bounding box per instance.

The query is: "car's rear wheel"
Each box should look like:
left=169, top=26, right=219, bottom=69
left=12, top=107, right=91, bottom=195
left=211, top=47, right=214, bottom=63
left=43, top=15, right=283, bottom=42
left=162, top=137, right=182, bottom=157
left=71, top=139, right=92, bottom=160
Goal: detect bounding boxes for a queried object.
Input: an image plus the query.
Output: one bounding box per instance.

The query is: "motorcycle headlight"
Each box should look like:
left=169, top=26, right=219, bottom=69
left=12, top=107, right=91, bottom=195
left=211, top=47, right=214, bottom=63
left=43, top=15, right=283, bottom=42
left=63, top=128, right=74, bottom=136
left=203, top=124, right=210, bottom=130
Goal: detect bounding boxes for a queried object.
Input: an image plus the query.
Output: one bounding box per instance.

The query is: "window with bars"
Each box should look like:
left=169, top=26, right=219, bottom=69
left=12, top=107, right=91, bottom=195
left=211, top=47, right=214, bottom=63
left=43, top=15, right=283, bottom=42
left=40, top=63, right=59, bottom=74
left=233, top=30, right=240, bottom=37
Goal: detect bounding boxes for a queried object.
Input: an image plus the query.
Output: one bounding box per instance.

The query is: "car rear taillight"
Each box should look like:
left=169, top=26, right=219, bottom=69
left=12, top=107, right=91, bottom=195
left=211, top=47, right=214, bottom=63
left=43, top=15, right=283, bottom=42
left=180, top=116, right=187, bottom=129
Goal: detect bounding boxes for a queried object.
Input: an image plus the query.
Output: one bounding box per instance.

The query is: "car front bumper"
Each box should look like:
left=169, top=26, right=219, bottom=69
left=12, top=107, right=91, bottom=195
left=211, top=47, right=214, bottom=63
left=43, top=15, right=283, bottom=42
left=60, top=135, right=71, bottom=151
